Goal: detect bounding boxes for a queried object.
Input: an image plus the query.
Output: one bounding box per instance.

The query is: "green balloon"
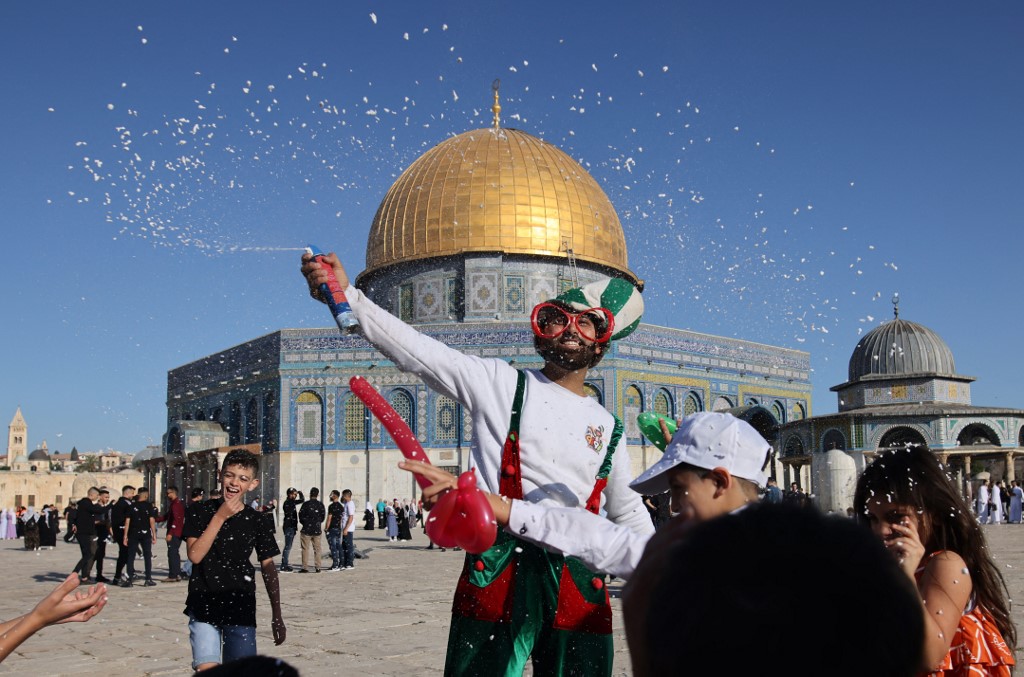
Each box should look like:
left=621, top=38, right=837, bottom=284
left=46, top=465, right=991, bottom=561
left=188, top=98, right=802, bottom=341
left=637, top=412, right=678, bottom=451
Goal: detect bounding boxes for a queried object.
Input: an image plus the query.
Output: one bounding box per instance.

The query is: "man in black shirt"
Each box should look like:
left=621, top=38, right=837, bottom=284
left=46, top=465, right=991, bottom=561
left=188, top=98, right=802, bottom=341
left=110, top=485, right=135, bottom=585
left=183, top=448, right=284, bottom=671
left=297, top=488, right=325, bottom=574
left=71, top=488, right=108, bottom=582
left=93, top=488, right=112, bottom=583
left=123, top=487, right=158, bottom=587
left=325, top=490, right=344, bottom=571
left=62, top=499, right=77, bottom=543
left=279, top=488, right=304, bottom=573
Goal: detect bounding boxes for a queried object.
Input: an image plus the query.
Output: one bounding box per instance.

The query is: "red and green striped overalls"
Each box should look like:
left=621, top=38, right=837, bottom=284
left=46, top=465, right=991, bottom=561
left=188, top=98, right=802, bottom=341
left=444, top=371, right=623, bottom=677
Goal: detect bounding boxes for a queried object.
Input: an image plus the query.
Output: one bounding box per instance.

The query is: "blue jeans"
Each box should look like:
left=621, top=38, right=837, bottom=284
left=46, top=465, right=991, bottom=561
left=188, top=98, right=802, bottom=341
left=341, top=531, right=355, bottom=568
left=281, top=527, right=296, bottom=566
left=167, top=535, right=182, bottom=578
left=188, top=614, right=256, bottom=669
left=327, top=529, right=342, bottom=567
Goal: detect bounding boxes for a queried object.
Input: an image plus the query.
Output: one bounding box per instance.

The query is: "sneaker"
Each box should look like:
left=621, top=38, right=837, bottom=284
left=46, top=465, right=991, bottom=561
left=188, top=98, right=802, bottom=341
left=95, top=575, right=110, bottom=583
left=280, top=565, right=294, bottom=572
left=118, top=579, right=133, bottom=588
left=344, top=566, right=354, bottom=570
left=143, top=579, right=158, bottom=587
left=314, top=568, right=321, bottom=573
left=78, top=577, right=91, bottom=585
left=159, top=577, right=181, bottom=583
left=297, top=569, right=309, bottom=574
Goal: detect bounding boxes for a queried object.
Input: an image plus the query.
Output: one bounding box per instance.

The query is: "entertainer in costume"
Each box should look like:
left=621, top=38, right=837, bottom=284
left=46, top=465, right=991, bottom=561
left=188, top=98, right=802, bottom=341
left=302, top=253, right=652, bottom=677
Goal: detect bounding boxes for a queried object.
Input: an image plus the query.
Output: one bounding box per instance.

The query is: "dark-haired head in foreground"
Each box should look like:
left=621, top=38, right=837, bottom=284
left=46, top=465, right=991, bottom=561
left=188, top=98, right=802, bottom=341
left=626, top=503, right=923, bottom=677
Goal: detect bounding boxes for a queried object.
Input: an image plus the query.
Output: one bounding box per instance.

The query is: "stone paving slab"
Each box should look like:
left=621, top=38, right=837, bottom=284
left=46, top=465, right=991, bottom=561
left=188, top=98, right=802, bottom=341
left=0, top=525, right=1020, bottom=676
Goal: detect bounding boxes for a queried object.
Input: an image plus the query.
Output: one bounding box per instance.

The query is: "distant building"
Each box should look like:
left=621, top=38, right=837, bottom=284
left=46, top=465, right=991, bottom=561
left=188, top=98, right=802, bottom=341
left=0, top=409, right=142, bottom=510
left=163, top=101, right=813, bottom=507
left=777, top=299, right=1024, bottom=512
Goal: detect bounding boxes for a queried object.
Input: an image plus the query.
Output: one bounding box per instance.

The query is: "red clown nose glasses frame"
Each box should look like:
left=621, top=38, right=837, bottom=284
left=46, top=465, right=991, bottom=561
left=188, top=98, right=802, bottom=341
left=530, top=303, right=614, bottom=344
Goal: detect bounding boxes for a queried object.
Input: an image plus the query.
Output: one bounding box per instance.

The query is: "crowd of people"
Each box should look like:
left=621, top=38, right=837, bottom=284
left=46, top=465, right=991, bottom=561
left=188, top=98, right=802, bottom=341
left=975, top=478, right=1024, bottom=524
left=2, top=250, right=1019, bottom=676
left=0, top=505, right=61, bottom=549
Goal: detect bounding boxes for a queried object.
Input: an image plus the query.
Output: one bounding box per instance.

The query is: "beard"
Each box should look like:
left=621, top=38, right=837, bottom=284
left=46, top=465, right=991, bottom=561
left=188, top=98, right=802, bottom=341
left=534, top=335, right=604, bottom=371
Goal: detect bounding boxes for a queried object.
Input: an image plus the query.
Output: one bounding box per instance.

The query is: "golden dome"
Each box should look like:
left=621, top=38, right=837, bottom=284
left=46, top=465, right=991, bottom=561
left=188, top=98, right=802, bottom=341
left=363, top=127, right=635, bottom=281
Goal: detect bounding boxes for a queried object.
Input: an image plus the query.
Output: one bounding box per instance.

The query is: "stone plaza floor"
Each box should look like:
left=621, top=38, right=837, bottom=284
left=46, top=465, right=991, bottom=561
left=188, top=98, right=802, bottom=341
left=0, top=523, right=1021, bottom=676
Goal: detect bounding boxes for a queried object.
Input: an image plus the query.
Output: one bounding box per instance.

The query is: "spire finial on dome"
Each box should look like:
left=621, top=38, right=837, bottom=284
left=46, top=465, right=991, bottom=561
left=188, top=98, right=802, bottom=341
left=491, top=79, right=501, bottom=129
left=892, top=292, right=900, bottom=318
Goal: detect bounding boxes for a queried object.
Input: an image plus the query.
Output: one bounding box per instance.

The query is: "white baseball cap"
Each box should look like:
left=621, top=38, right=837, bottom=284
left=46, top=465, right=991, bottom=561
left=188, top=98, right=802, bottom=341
left=630, top=412, right=772, bottom=494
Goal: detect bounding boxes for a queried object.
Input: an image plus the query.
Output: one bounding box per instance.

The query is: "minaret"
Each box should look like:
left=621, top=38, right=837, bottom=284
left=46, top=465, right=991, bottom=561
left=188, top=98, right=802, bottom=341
left=8, top=408, right=27, bottom=467
left=491, top=78, right=501, bottom=129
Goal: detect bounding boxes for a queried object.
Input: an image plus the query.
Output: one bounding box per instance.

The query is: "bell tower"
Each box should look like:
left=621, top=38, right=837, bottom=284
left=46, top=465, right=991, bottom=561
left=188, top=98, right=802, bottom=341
left=7, top=407, right=27, bottom=467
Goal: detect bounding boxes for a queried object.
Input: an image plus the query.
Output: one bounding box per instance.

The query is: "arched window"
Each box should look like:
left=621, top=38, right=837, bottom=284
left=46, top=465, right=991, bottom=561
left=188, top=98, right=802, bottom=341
left=196, top=410, right=206, bottom=421
left=784, top=435, right=805, bottom=458
left=653, top=389, right=672, bottom=418
left=245, top=397, right=259, bottom=444
left=436, top=396, right=458, bottom=442
left=957, top=423, right=1000, bottom=447
left=822, top=429, right=846, bottom=451
left=211, top=408, right=222, bottom=423
left=624, top=385, right=643, bottom=439
left=792, top=403, right=806, bottom=421
left=296, top=391, right=322, bottom=446
left=878, top=427, right=927, bottom=450
left=771, top=401, right=785, bottom=425
left=713, top=396, right=734, bottom=412
left=344, top=395, right=366, bottom=443
left=583, top=383, right=603, bottom=404
left=262, top=393, right=277, bottom=452
left=684, top=392, right=701, bottom=416
left=385, top=389, right=415, bottom=445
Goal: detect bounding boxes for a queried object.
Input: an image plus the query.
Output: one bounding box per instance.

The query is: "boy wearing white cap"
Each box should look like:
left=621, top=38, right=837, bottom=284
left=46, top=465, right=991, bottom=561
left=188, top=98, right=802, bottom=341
left=402, top=411, right=773, bottom=580
left=303, top=252, right=651, bottom=677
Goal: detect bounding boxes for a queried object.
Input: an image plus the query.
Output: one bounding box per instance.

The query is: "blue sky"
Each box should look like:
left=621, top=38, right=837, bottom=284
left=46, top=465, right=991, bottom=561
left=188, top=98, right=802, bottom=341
left=2, top=1, right=1022, bottom=453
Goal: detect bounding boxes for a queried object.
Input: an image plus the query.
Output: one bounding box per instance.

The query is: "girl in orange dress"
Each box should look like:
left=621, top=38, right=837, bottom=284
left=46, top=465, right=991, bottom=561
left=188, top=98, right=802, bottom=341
left=855, top=446, right=1016, bottom=676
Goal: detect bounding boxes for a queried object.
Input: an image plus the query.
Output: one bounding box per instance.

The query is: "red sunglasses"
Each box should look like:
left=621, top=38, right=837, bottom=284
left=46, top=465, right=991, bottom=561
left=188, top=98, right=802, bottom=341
left=530, top=303, right=614, bottom=344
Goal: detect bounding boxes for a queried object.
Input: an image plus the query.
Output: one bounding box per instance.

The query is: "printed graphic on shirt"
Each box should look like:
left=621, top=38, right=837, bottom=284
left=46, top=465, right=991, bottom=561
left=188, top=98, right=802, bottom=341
left=585, top=425, right=605, bottom=453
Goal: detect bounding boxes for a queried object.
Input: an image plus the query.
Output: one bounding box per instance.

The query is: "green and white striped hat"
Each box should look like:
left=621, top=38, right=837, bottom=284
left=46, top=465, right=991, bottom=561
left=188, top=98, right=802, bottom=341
left=553, top=278, right=644, bottom=341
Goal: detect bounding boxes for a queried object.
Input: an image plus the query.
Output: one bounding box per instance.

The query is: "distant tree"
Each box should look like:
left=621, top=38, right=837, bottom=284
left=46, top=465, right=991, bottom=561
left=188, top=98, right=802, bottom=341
left=76, top=455, right=102, bottom=473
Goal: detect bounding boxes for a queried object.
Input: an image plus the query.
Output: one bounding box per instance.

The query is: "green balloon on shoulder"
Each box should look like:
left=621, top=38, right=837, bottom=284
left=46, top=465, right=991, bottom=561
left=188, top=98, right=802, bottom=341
left=637, top=412, right=678, bottom=451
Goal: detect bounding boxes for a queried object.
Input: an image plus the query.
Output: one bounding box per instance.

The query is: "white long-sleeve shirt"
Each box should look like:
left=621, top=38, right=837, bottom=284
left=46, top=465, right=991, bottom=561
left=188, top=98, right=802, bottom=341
left=508, top=499, right=650, bottom=579
left=346, top=285, right=653, bottom=536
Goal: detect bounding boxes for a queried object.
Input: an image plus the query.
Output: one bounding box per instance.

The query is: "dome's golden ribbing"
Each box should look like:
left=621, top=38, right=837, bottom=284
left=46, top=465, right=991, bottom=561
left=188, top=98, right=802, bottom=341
left=364, top=127, right=634, bottom=280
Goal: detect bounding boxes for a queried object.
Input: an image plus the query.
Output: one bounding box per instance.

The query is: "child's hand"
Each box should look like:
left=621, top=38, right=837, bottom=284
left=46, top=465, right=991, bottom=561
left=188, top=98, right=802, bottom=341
left=215, top=497, right=245, bottom=522
left=887, top=518, right=926, bottom=578
left=272, top=612, right=286, bottom=645
left=657, top=417, right=680, bottom=447
left=29, top=574, right=108, bottom=627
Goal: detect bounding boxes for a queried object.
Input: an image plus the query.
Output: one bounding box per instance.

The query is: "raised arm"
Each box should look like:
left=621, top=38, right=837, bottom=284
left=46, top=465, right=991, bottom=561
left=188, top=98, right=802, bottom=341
left=187, top=501, right=243, bottom=564
left=300, top=252, right=514, bottom=411
left=0, top=575, right=107, bottom=663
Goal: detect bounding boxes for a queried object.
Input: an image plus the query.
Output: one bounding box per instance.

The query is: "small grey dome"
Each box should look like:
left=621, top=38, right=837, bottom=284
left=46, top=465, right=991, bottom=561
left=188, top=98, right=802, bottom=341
left=28, top=448, right=49, bottom=461
left=848, top=318, right=956, bottom=382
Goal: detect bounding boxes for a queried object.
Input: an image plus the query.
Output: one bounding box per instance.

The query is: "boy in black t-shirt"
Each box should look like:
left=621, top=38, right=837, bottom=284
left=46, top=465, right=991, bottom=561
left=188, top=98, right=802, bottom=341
left=123, top=487, right=157, bottom=587
left=183, top=449, right=284, bottom=671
